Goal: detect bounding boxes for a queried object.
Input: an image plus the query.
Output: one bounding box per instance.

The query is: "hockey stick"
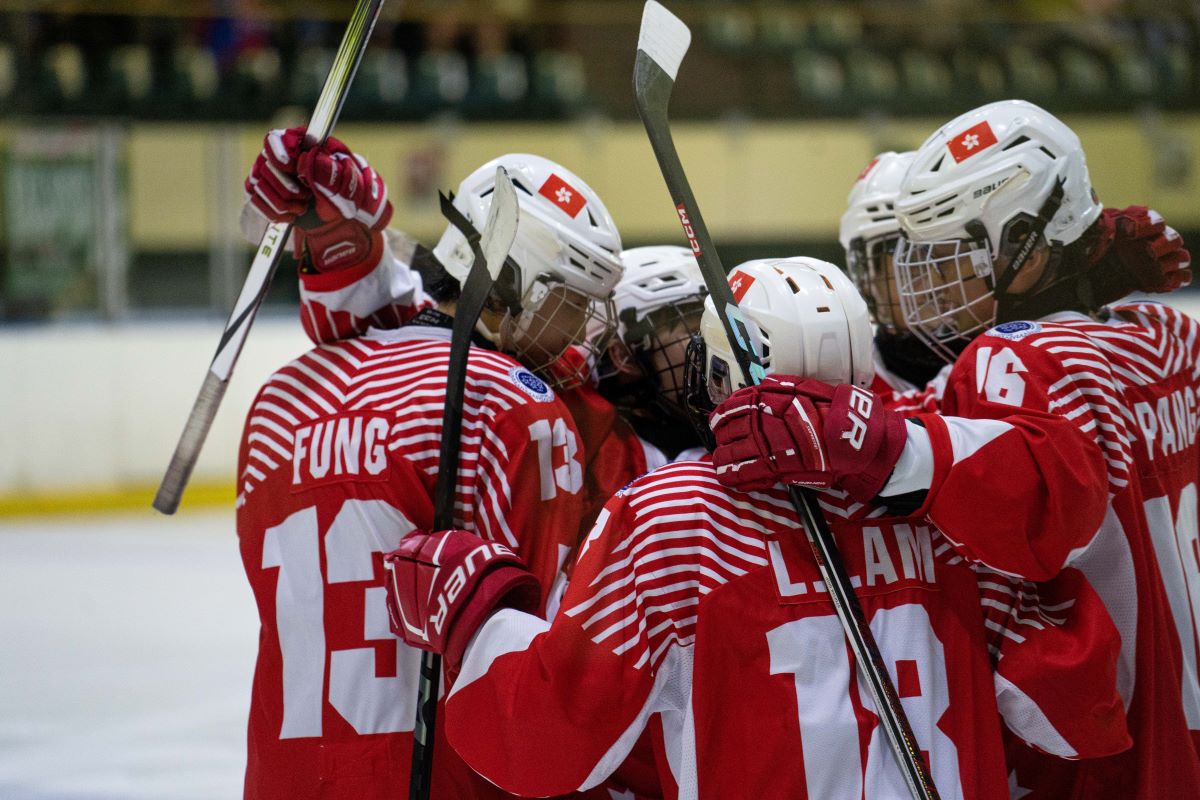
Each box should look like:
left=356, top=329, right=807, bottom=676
left=153, top=0, right=389, bottom=515
left=634, top=4, right=940, bottom=799
left=410, top=168, right=520, bottom=800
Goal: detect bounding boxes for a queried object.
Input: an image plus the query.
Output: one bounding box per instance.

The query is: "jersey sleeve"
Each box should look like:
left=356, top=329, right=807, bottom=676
left=473, top=393, right=589, bottom=610
left=559, top=382, right=652, bottom=532
left=912, top=327, right=1127, bottom=579
left=444, top=493, right=676, bottom=797
left=879, top=362, right=952, bottom=414
left=299, top=229, right=433, bottom=344
left=977, top=567, right=1130, bottom=760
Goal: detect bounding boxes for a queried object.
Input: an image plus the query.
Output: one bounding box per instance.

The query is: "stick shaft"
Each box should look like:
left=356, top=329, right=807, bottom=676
left=411, top=175, right=519, bottom=800
left=633, top=18, right=939, bottom=799
left=153, top=0, right=388, bottom=515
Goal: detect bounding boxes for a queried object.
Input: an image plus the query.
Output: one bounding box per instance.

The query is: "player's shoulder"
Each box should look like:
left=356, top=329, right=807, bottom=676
left=958, top=317, right=1114, bottom=373
left=1109, top=299, right=1200, bottom=341
left=615, top=458, right=797, bottom=535
left=465, top=349, right=564, bottom=406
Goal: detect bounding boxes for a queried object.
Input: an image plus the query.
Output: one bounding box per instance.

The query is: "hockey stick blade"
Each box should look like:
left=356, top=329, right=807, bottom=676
left=153, top=0, right=388, bottom=515
left=634, top=4, right=940, bottom=799
left=411, top=168, right=518, bottom=800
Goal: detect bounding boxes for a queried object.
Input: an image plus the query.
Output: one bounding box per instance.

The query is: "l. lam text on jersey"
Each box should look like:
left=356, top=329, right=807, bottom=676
left=291, top=413, right=391, bottom=489
left=770, top=521, right=938, bottom=599
left=1134, top=384, right=1199, bottom=460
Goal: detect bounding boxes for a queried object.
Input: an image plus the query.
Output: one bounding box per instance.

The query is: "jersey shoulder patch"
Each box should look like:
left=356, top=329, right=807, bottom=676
left=984, top=320, right=1042, bottom=341
left=507, top=365, right=555, bottom=403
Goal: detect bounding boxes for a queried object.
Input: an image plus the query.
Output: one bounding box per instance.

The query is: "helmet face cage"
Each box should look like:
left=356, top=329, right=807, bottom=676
left=622, top=298, right=707, bottom=417
left=847, top=232, right=905, bottom=332
left=502, top=277, right=618, bottom=390
left=893, top=234, right=996, bottom=363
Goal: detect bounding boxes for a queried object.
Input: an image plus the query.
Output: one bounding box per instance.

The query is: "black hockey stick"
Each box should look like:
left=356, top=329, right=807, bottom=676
left=634, top=4, right=940, bottom=799
left=410, top=168, right=519, bottom=800
left=153, top=0, right=390, bottom=514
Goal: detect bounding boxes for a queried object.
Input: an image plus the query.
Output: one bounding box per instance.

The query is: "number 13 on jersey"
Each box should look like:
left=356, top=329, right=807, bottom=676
left=262, top=499, right=422, bottom=739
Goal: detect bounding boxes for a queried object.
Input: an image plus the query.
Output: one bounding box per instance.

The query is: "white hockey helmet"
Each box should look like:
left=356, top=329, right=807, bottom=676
left=615, top=245, right=707, bottom=344
left=696, top=257, right=874, bottom=406
left=432, top=153, right=624, bottom=385
left=602, top=245, right=710, bottom=414
left=433, top=153, right=623, bottom=302
left=893, top=99, right=1102, bottom=360
left=839, top=151, right=915, bottom=331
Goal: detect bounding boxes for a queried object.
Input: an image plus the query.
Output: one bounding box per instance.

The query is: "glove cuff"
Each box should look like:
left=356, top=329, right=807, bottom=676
left=443, top=565, right=541, bottom=672
left=301, top=223, right=385, bottom=274
left=838, top=403, right=909, bottom=503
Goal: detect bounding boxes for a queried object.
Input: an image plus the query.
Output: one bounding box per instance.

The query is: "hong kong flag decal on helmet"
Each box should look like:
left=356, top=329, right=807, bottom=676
left=729, top=271, right=756, bottom=302
left=539, top=173, right=587, bottom=218
left=947, top=121, right=999, bottom=163
left=856, top=156, right=881, bottom=182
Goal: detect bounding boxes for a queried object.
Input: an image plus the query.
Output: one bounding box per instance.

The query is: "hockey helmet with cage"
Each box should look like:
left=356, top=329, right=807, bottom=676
left=614, top=245, right=707, bottom=335
left=683, top=258, right=874, bottom=434
left=432, top=153, right=624, bottom=385
left=598, top=245, right=710, bottom=419
left=839, top=151, right=914, bottom=333
left=892, top=99, right=1103, bottom=362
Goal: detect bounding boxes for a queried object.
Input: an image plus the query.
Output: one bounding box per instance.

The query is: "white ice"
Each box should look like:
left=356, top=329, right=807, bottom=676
left=0, top=509, right=257, bottom=800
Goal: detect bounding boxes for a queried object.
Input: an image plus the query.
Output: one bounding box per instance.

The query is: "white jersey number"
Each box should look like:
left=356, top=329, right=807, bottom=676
left=975, top=346, right=1027, bottom=407
left=1144, top=482, right=1200, bottom=730
left=528, top=418, right=583, bottom=500
left=262, top=499, right=422, bottom=739
left=767, top=606, right=963, bottom=799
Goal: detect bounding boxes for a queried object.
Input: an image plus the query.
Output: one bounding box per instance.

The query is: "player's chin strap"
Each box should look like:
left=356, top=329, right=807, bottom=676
left=990, top=177, right=1067, bottom=299
left=439, top=192, right=525, bottom=315
left=990, top=179, right=1109, bottom=324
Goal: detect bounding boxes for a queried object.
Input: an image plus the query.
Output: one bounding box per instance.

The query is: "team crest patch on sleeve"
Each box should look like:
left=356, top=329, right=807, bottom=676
left=986, top=320, right=1041, bottom=341
left=508, top=366, right=555, bottom=402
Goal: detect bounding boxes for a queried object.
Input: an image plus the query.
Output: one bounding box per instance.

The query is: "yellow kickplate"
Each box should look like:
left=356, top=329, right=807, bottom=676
left=0, top=482, right=236, bottom=517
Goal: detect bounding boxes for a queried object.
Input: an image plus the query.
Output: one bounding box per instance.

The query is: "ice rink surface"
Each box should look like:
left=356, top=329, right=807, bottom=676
left=0, top=510, right=257, bottom=800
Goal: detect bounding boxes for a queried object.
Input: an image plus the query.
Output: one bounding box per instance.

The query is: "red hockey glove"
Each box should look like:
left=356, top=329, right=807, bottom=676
left=243, top=127, right=394, bottom=273
left=245, top=127, right=310, bottom=222
left=1091, top=206, right=1192, bottom=298
left=710, top=376, right=908, bottom=502
left=383, top=529, right=541, bottom=673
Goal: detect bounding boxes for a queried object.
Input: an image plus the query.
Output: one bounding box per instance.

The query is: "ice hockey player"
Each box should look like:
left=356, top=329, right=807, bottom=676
left=710, top=99, right=1200, bottom=798
left=842, top=147, right=1190, bottom=415
left=247, top=129, right=675, bottom=545
left=236, top=134, right=625, bottom=799
left=544, top=245, right=711, bottom=548
left=598, top=245, right=710, bottom=461
left=841, top=149, right=952, bottom=402
left=382, top=256, right=1129, bottom=799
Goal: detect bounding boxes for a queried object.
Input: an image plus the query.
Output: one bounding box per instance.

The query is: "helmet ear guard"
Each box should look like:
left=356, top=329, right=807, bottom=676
left=681, top=332, right=717, bottom=451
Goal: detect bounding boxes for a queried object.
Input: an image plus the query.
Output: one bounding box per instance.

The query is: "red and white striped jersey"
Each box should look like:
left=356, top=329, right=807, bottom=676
left=235, top=324, right=587, bottom=800
left=924, top=305, right=1200, bottom=797
left=558, top=379, right=653, bottom=529
left=297, top=246, right=653, bottom=535
left=297, top=233, right=432, bottom=344
left=444, top=459, right=1126, bottom=800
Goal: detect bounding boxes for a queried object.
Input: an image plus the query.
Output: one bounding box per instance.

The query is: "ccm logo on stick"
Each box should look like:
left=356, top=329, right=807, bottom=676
left=676, top=203, right=702, bottom=256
